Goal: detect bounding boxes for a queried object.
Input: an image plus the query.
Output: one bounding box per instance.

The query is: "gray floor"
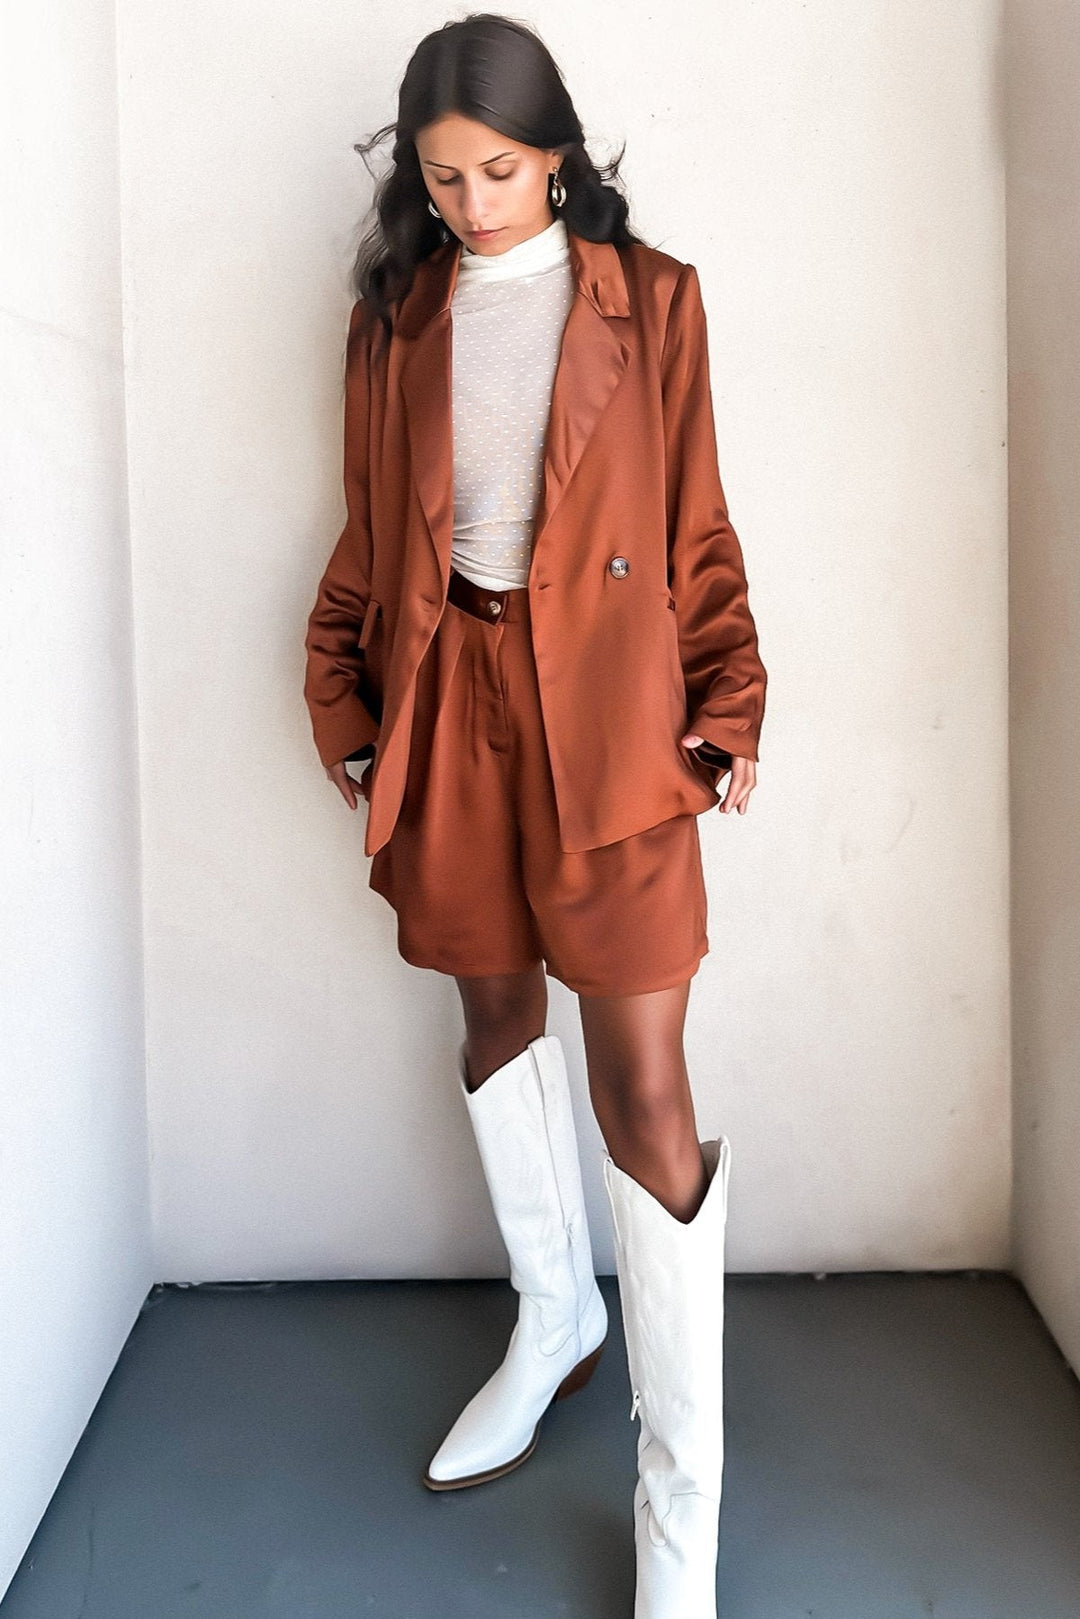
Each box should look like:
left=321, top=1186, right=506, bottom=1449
left=4, top=1272, right=1080, bottom=1617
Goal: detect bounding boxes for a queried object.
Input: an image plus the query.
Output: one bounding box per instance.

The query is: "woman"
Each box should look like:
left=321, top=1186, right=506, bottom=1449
left=303, top=14, right=766, bottom=1616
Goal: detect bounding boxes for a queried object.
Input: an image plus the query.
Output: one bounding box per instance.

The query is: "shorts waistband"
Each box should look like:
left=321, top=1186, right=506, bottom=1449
left=447, top=567, right=529, bottom=624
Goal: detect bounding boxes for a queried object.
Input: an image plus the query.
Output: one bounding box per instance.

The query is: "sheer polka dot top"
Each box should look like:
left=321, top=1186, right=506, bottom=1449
left=449, top=215, right=575, bottom=592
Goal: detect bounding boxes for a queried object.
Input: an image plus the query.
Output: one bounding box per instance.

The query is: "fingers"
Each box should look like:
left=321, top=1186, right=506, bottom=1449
left=680, top=735, right=754, bottom=812
left=718, top=757, right=757, bottom=815
left=325, top=761, right=358, bottom=810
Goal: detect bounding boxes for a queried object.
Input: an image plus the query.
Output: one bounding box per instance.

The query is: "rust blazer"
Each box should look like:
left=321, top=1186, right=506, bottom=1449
left=303, top=228, right=767, bottom=858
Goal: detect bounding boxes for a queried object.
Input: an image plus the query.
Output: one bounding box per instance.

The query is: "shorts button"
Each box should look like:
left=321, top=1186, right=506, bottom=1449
left=608, top=555, right=630, bottom=578
left=488, top=598, right=502, bottom=616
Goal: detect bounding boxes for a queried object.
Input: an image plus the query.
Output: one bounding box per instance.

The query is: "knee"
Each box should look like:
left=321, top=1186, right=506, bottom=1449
left=589, top=1062, right=688, bottom=1145
left=457, top=967, right=547, bottom=1042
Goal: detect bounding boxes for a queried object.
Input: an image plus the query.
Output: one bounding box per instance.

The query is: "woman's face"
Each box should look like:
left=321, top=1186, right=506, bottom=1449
left=415, top=112, right=562, bottom=255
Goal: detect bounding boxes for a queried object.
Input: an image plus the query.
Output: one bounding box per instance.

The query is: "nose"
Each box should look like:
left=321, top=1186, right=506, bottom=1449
left=461, top=181, right=490, bottom=227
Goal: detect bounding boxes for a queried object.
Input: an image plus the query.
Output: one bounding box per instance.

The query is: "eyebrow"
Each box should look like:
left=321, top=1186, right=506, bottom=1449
left=422, top=151, right=517, bottom=171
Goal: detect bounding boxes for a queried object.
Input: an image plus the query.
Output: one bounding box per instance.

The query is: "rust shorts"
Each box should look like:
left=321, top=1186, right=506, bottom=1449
left=367, top=574, right=710, bottom=996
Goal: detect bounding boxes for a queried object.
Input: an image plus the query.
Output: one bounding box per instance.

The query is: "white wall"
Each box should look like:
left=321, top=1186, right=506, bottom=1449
left=0, top=0, right=151, bottom=1587
left=1005, top=2, right=1080, bottom=1370
left=13, top=0, right=1080, bottom=1599
left=113, top=0, right=1011, bottom=1281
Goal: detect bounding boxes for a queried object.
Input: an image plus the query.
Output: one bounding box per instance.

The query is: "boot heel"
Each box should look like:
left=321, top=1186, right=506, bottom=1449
left=554, top=1335, right=606, bottom=1400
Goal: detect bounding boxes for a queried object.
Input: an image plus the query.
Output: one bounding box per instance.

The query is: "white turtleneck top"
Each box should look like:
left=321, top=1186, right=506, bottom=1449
left=449, top=215, right=575, bottom=591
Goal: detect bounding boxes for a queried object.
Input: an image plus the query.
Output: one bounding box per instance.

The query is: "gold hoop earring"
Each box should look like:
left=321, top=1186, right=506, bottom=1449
left=550, top=169, right=567, bottom=209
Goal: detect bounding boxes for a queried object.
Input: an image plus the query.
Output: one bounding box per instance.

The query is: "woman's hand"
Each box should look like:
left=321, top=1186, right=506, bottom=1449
left=681, top=733, right=757, bottom=816
left=325, top=759, right=373, bottom=809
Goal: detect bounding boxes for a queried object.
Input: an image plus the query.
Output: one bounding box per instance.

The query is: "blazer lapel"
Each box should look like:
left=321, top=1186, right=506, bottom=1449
left=397, top=228, right=631, bottom=594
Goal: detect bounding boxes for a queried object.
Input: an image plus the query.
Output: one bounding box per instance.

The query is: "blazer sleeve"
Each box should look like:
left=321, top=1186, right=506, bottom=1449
left=303, top=299, right=383, bottom=770
left=661, top=262, right=767, bottom=762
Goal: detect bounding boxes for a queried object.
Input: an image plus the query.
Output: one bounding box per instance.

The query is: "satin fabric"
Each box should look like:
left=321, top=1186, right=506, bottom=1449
left=367, top=583, right=710, bottom=996
left=304, top=229, right=767, bottom=857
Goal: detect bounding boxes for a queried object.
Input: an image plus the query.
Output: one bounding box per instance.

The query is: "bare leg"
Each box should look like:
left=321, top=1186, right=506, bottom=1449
left=454, top=963, right=548, bottom=1091
left=579, top=978, right=709, bottom=1224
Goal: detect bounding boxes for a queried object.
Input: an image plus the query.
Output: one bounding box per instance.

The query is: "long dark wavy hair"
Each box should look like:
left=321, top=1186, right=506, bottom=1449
left=351, top=13, right=651, bottom=336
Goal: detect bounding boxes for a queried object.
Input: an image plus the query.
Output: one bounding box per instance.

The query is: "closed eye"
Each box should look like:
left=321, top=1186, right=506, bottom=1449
left=435, top=172, right=514, bottom=186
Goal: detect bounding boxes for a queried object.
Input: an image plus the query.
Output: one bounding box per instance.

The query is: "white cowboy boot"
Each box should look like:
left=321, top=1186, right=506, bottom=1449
left=422, top=1033, right=609, bottom=1489
left=602, top=1136, right=733, bottom=1618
